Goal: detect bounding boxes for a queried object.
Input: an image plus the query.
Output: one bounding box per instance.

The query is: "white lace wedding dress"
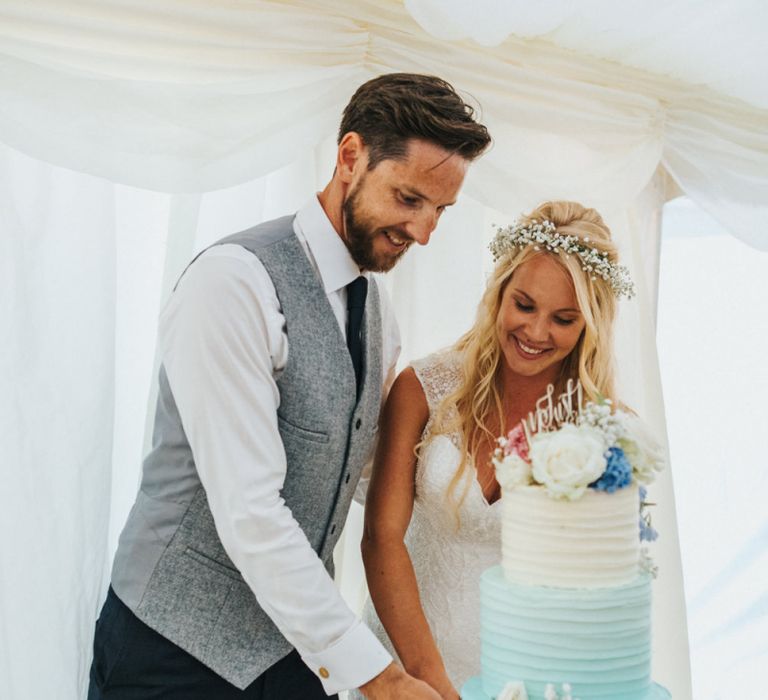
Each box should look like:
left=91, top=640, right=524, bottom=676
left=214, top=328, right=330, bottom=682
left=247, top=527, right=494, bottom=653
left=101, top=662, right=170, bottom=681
left=349, top=350, right=502, bottom=698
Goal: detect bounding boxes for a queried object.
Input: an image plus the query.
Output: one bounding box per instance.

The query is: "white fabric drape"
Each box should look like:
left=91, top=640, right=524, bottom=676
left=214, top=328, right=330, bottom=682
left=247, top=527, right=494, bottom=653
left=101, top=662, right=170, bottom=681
left=4, top=1, right=767, bottom=699
left=0, top=1, right=765, bottom=246
left=404, top=0, right=768, bottom=109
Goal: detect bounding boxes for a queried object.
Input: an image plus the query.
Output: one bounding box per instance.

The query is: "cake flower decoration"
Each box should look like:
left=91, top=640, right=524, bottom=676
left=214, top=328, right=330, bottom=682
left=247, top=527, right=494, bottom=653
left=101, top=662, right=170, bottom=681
left=589, top=446, right=632, bottom=493
left=496, top=680, right=529, bottom=700
left=491, top=381, right=667, bottom=502
left=543, top=682, right=579, bottom=700
left=640, top=546, right=660, bottom=578
left=616, top=413, right=666, bottom=484
left=493, top=424, right=532, bottom=490
left=639, top=485, right=659, bottom=542
left=502, top=423, right=530, bottom=461
left=529, top=423, right=606, bottom=501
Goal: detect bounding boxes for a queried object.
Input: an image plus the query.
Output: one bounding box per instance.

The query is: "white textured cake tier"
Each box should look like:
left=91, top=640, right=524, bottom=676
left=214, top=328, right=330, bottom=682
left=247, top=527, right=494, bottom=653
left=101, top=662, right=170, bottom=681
left=502, top=483, right=640, bottom=588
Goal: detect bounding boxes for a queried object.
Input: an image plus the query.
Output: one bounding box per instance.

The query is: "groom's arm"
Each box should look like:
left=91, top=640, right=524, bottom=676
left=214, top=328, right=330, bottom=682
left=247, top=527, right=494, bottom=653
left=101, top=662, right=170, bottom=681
left=159, top=246, right=392, bottom=694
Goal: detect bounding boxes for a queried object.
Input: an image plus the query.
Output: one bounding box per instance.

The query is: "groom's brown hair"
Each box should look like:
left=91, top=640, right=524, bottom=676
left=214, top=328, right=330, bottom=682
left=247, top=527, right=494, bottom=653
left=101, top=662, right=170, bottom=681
left=338, top=73, right=491, bottom=169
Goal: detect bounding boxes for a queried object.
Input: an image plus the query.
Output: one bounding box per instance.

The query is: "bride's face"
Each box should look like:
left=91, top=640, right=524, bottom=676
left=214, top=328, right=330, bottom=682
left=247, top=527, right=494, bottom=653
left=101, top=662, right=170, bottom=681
left=496, top=254, right=586, bottom=380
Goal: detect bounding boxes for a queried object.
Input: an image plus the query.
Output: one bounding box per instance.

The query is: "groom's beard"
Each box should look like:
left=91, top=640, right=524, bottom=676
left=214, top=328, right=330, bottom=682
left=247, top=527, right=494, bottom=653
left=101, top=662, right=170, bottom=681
left=342, top=181, right=412, bottom=273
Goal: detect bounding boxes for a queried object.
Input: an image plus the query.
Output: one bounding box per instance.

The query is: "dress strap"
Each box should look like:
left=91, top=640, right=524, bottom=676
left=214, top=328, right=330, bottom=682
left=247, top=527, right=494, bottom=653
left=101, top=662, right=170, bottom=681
left=411, top=349, right=464, bottom=415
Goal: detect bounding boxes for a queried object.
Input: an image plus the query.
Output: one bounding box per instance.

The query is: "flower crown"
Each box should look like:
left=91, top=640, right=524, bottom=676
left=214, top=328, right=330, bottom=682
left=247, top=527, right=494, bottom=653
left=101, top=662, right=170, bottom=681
left=489, top=218, right=636, bottom=300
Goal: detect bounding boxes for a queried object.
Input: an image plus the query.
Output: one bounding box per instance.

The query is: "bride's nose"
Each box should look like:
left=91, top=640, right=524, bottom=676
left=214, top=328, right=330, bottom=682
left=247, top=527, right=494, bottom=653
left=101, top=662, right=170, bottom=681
left=524, top=314, right=551, bottom=343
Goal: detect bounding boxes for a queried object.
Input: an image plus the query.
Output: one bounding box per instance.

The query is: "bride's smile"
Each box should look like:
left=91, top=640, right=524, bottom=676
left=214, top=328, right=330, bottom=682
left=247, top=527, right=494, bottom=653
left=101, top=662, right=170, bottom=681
left=511, top=334, right=552, bottom=358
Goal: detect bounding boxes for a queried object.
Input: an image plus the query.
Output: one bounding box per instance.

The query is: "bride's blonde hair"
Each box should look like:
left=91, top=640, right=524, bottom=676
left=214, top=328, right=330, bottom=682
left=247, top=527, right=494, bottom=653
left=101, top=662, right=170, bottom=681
left=428, top=201, right=622, bottom=521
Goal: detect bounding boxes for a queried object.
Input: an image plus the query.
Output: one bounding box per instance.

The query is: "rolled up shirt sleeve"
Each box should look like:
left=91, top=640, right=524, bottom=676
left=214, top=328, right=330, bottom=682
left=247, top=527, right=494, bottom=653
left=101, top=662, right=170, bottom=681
left=159, top=248, right=391, bottom=694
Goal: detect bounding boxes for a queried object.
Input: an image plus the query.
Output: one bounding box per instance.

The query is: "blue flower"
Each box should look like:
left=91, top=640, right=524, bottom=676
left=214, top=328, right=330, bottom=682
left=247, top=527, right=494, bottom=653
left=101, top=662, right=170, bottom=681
left=639, top=517, right=659, bottom=542
left=639, top=485, right=648, bottom=503
left=589, top=446, right=632, bottom=493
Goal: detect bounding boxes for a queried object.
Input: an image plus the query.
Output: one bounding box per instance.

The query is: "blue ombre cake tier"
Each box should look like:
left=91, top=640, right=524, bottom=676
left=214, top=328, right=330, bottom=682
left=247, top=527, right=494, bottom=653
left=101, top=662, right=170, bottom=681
left=461, top=566, right=670, bottom=700
left=461, top=676, right=670, bottom=700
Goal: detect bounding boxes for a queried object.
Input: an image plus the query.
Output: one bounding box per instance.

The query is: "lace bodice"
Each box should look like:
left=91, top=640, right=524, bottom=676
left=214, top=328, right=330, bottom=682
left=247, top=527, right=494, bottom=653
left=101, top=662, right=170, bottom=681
left=413, top=347, right=463, bottom=448
left=350, top=350, right=502, bottom=696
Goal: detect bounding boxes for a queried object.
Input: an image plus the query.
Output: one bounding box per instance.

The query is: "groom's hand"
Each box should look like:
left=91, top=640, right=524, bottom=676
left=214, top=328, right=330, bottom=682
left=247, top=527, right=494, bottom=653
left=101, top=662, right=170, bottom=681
left=359, top=662, right=442, bottom=699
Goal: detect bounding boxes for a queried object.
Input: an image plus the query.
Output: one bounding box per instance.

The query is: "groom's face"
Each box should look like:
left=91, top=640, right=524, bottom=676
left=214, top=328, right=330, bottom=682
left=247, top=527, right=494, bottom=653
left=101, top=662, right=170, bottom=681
left=342, top=139, right=468, bottom=272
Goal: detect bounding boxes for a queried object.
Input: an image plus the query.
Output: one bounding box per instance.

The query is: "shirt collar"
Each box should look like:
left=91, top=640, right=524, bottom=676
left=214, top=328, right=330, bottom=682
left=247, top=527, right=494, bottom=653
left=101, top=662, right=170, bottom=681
left=295, top=195, right=363, bottom=295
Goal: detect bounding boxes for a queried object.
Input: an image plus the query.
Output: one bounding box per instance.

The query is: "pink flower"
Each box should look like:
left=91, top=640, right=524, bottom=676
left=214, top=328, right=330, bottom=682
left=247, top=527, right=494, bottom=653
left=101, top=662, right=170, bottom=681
left=504, top=424, right=530, bottom=461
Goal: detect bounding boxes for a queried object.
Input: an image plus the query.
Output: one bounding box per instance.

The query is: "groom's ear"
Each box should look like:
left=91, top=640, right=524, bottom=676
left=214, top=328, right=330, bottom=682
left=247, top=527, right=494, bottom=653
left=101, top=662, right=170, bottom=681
left=337, top=132, right=368, bottom=183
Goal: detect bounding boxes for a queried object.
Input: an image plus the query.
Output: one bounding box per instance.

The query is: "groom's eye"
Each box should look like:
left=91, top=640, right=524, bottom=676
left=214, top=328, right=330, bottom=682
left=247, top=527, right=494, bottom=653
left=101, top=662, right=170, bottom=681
left=398, top=191, right=420, bottom=207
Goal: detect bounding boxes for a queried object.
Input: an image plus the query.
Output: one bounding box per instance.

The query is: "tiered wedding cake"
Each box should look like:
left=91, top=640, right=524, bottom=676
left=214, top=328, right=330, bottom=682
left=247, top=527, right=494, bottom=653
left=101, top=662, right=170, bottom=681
left=461, top=384, right=671, bottom=700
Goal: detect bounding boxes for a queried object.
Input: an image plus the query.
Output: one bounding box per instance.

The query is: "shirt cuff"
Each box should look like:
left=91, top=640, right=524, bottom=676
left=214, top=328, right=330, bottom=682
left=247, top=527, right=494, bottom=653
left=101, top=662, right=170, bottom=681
left=299, top=620, right=392, bottom=695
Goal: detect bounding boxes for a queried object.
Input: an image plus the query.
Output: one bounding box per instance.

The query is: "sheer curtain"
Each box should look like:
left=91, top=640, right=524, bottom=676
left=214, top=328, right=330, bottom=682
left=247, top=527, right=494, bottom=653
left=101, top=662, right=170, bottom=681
left=1, top=143, right=119, bottom=698
left=3, top=1, right=768, bottom=699
left=658, top=198, right=768, bottom=698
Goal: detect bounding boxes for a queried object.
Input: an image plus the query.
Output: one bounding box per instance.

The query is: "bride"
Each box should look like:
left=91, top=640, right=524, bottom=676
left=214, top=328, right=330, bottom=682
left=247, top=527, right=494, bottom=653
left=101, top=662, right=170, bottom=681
left=351, top=200, right=632, bottom=699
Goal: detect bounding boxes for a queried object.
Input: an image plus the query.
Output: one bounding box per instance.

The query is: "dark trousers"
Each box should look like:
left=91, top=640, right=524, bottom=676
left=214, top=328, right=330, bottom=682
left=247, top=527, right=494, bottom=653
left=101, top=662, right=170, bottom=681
left=88, top=587, right=336, bottom=700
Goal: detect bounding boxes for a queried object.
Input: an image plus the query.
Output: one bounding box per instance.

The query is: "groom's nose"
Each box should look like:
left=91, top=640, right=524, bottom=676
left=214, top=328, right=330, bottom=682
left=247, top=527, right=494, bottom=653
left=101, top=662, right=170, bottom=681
left=405, top=209, right=438, bottom=245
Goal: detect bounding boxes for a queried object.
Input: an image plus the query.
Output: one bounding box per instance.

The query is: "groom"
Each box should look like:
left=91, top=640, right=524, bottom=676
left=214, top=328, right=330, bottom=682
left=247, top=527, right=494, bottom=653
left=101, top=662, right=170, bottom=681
left=88, top=73, right=490, bottom=700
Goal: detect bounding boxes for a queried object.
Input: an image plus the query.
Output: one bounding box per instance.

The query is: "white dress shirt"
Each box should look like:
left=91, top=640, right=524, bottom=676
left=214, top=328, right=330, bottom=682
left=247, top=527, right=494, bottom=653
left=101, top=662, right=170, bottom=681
left=158, top=196, right=400, bottom=694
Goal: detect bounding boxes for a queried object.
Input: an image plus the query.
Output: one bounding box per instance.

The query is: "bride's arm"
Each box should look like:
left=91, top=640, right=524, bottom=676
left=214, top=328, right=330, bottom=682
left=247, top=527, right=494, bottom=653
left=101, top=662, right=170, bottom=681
left=361, top=367, right=459, bottom=700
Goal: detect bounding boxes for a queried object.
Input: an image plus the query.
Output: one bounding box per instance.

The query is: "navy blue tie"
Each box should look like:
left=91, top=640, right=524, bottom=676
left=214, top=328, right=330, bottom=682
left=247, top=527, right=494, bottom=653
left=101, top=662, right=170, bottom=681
left=346, top=276, right=368, bottom=396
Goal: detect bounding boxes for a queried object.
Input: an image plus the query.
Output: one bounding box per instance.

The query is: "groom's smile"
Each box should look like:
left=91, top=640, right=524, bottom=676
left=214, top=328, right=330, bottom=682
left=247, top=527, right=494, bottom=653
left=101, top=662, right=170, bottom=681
left=383, top=229, right=408, bottom=248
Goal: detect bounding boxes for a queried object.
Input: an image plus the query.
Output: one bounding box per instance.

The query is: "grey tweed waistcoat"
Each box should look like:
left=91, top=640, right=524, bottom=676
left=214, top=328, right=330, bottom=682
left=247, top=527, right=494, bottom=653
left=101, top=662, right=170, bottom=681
left=110, top=215, right=383, bottom=689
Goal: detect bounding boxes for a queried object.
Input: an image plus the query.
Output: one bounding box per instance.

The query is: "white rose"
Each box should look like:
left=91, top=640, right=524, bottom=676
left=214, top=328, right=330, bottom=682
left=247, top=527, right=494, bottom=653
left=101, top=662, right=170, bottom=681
left=497, top=681, right=529, bottom=700
left=493, top=453, right=532, bottom=490
left=530, top=423, right=607, bottom=500
left=617, top=412, right=666, bottom=484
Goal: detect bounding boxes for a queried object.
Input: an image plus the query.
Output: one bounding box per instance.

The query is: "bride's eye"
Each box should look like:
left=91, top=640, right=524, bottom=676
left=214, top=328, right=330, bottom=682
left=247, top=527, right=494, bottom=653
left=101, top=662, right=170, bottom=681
left=554, top=317, right=576, bottom=326
left=515, top=300, right=534, bottom=312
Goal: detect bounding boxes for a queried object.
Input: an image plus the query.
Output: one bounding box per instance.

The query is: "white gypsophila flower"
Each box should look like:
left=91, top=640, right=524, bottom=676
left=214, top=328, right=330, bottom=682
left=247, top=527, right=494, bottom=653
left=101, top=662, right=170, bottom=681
left=617, top=412, right=666, bottom=484
left=640, top=547, right=659, bottom=578
left=530, top=423, right=607, bottom=501
left=489, top=219, right=635, bottom=300
left=493, top=453, right=533, bottom=490
left=497, top=680, right=529, bottom=700
left=578, top=401, right=624, bottom=447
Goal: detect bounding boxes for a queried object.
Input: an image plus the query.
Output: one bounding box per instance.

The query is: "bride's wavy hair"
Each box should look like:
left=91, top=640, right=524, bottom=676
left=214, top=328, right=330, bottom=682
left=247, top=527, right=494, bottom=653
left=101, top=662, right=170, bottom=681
left=428, top=201, right=621, bottom=523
